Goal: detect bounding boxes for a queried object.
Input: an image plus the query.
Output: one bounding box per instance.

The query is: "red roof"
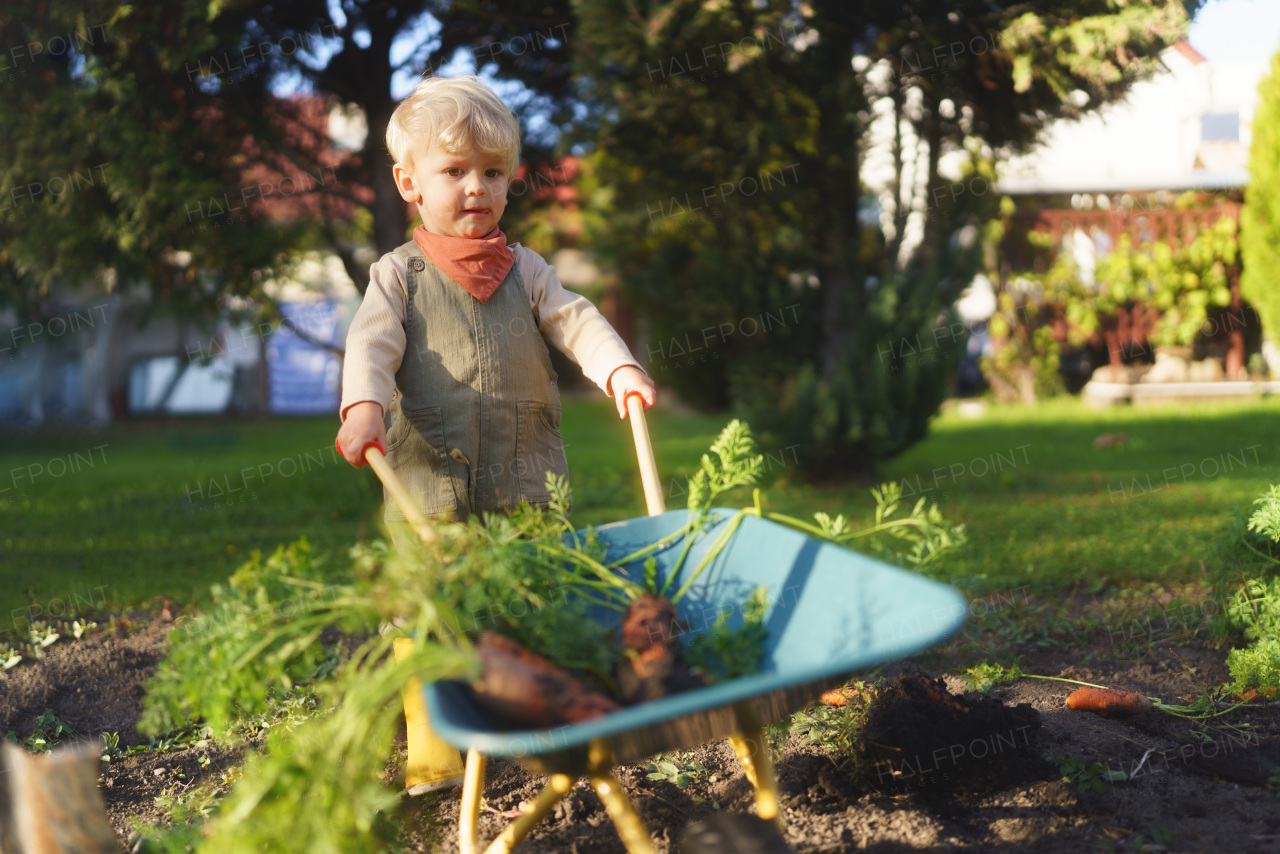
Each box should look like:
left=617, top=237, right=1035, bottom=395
left=1173, top=39, right=1206, bottom=65
left=249, top=96, right=371, bottom=224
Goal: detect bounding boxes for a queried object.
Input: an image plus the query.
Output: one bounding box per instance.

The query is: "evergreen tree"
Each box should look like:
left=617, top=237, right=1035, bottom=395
left=572, top=0, right=1197, bottom=476
left=0, top=2, right=292, bottom=314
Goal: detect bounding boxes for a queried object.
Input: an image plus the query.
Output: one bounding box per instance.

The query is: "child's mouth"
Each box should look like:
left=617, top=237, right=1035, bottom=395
left=462, top=208, right=490, bottom=217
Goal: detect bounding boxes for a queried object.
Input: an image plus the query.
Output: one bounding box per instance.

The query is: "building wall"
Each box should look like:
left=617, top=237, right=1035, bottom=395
left=997, top=45, right=1264, bottom=194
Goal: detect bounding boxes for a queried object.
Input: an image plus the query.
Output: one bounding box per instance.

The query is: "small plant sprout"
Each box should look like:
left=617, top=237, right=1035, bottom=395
left=642, top=753, right=717, bottom=790
left=963, top=660, right=1023, bottom=693
left=1051, top=752, right=1126, bottom=793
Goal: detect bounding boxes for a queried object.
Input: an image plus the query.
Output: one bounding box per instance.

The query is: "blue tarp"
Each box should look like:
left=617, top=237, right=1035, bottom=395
left=266, top=301, right=342, bottom=415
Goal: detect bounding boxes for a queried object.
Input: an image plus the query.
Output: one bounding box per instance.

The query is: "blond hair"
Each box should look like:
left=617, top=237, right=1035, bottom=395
left=386, top=76, right=521, bottom=176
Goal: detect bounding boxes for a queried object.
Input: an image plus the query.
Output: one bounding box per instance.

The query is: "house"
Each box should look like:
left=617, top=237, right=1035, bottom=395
left=998, top=41, right=1255, bottom=198
left=979, top=40, right=1273, bottom=393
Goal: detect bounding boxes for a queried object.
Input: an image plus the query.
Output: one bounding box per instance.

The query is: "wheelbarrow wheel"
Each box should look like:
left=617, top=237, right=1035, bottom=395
left=679, top=814, right=793, bottom=854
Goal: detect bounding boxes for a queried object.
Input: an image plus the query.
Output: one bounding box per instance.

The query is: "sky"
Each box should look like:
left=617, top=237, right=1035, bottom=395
left=1187, top=0, right=1280, bottom=64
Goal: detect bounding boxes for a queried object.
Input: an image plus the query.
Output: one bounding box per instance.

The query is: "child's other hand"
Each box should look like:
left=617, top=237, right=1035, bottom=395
left=609, top=366, right=656, bottom=419
left=336, top=401, right=387, bottom=468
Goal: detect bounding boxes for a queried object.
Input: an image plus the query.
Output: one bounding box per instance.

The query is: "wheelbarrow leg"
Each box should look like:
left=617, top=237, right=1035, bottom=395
left=480, top=772, right=574, bottom=854
left=459, top=749, right=487, bottom=854
left=584, top=739, right=657, bottom=854
left=728, top=703, right=782, bottom=828
left=590, top=772, right=656, bottom=854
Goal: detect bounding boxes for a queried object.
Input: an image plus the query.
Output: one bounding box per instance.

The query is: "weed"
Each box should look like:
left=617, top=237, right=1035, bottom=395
left=146, top=723, right=214, bottom=754
left=1247, top=484, right=1280, bottom=548
left=1050, top=752, right=1126, bottom=793
left=792, top=695, right=872, bottom=769
left=1220, top=486, right=1280, bottom=693
left=642, top=752, right=718, bottom=790
left=684, top=586, right=769, bottom=682
left=1224, top=576, right=1280, bottom=642
left=23, top=709, right=78, bottom=752
left=765, top=716, right=793, bottom=764
left=155, top=767, right=239, bottom=826
left=100, top=731, right=136, bottom=769
left=962, top=659, right=1023, bottom=693
left=1143, top=824, right=1175, bottom=848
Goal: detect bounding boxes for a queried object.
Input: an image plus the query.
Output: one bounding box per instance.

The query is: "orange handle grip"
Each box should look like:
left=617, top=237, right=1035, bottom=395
left=335, top=438, right=386, bottom=459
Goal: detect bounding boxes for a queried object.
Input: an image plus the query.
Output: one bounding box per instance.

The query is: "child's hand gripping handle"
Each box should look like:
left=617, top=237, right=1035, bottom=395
left=335, top=438, right=439, bottom=550
left=625, top=392, right=666, bottom=517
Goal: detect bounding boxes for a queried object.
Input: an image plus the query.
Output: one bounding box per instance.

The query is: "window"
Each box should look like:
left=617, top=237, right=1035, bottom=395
left=1201, top=112, right=1240, bottom=142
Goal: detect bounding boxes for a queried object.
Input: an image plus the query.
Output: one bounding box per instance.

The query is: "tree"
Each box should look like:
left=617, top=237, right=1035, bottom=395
left=572, top=0, right=1197, bottom=476
left=1242, top=46, right=1280, bottom=347
left=0, top=0, right=588, bottom=422
left=0, top=2, right=300, bottom=314
left=0, top=0, right=580, bottom=322
left=236, top=0, right=581, bottom=291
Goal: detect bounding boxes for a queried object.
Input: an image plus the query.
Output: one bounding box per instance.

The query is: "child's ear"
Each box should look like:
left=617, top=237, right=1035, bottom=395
left=393, top=163, right=423, bottom=205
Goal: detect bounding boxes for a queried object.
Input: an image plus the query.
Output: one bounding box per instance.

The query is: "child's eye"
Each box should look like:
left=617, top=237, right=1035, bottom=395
left=485, top=169, right=503, bottom=179
left=446, top=167, right=463, bottom=177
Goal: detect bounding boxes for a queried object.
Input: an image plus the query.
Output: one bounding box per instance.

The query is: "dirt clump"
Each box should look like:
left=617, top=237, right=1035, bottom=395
left=854, top=668, right=1048, bottom=796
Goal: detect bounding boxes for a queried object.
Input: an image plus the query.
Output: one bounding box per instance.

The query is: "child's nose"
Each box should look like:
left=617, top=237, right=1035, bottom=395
left=465, top=172, right=486, bottom=195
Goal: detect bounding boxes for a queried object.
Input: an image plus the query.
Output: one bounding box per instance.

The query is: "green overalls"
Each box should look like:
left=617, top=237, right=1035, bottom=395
left=382, top=240, right=568, bottom=530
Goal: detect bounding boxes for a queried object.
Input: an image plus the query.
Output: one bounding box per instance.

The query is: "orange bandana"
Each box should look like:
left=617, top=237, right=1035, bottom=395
left=412, top=226, right=514, bottom=303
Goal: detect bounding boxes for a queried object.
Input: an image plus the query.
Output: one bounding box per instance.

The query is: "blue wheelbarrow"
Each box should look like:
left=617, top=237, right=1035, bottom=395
left=375, top=396, right=967, bottom=853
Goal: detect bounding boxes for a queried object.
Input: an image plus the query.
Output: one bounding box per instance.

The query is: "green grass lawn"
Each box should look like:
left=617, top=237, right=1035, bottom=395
left=2, top=395, right=1277, bottom=625
left=877, top=397, right=1279, bottom=593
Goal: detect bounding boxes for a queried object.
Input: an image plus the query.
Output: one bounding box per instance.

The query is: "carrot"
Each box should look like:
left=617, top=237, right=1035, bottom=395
left=471, top=632, right=620, bottom=727
left=616, top=595, right=706, bottom=704
left=621, top=593, right=682, bottom=651
left=1238, top=686, right=1278, bottom=703
left=1065, top=686, right=1153, bottom=715
left=819, top=684, right=873, bottom=707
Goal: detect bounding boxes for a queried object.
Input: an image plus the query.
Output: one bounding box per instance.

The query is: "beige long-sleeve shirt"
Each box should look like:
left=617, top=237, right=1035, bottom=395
left=340, top=244, right=642, bottom=419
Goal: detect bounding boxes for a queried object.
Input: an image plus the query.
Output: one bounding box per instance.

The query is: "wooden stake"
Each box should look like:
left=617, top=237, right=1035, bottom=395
left=0, top=742, right=118, bottom=854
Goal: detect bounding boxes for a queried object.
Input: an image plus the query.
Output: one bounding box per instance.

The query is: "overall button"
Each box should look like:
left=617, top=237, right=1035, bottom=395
left=411, top=259, right=426, bottom=271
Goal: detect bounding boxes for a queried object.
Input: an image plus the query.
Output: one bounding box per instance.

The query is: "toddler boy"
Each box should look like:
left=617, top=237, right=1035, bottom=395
left=336, top=76, right=655, bottom=533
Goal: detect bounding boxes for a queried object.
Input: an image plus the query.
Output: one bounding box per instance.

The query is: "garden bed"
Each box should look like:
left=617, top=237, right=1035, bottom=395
left=4, top=591, right=1278, bottom=854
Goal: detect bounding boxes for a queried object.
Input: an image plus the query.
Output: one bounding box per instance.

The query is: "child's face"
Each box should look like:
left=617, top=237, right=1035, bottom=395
left=394, top=140, right=510, bottom=239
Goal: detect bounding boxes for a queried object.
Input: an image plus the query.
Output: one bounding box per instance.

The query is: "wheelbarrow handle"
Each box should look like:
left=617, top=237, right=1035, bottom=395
left=625, top=392, right=666, bottom=517
left=336, top=437, right=439, bottom=549
left=340, top=394, right=661, bottom=543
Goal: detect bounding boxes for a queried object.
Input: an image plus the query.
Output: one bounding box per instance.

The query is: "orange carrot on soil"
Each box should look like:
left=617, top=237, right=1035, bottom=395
left=1065, top=686, right=1153, bottom=715
left=820, top=684, right=873, bottom=707
left=1238, top=686, right=1278, bottom=703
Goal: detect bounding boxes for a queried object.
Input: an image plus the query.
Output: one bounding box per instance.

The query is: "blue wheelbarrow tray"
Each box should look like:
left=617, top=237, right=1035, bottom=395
left=425, top=507, right=967, bottom=776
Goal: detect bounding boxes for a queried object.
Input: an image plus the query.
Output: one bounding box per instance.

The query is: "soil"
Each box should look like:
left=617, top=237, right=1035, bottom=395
left=3, top=595, right=1280, bottom=853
